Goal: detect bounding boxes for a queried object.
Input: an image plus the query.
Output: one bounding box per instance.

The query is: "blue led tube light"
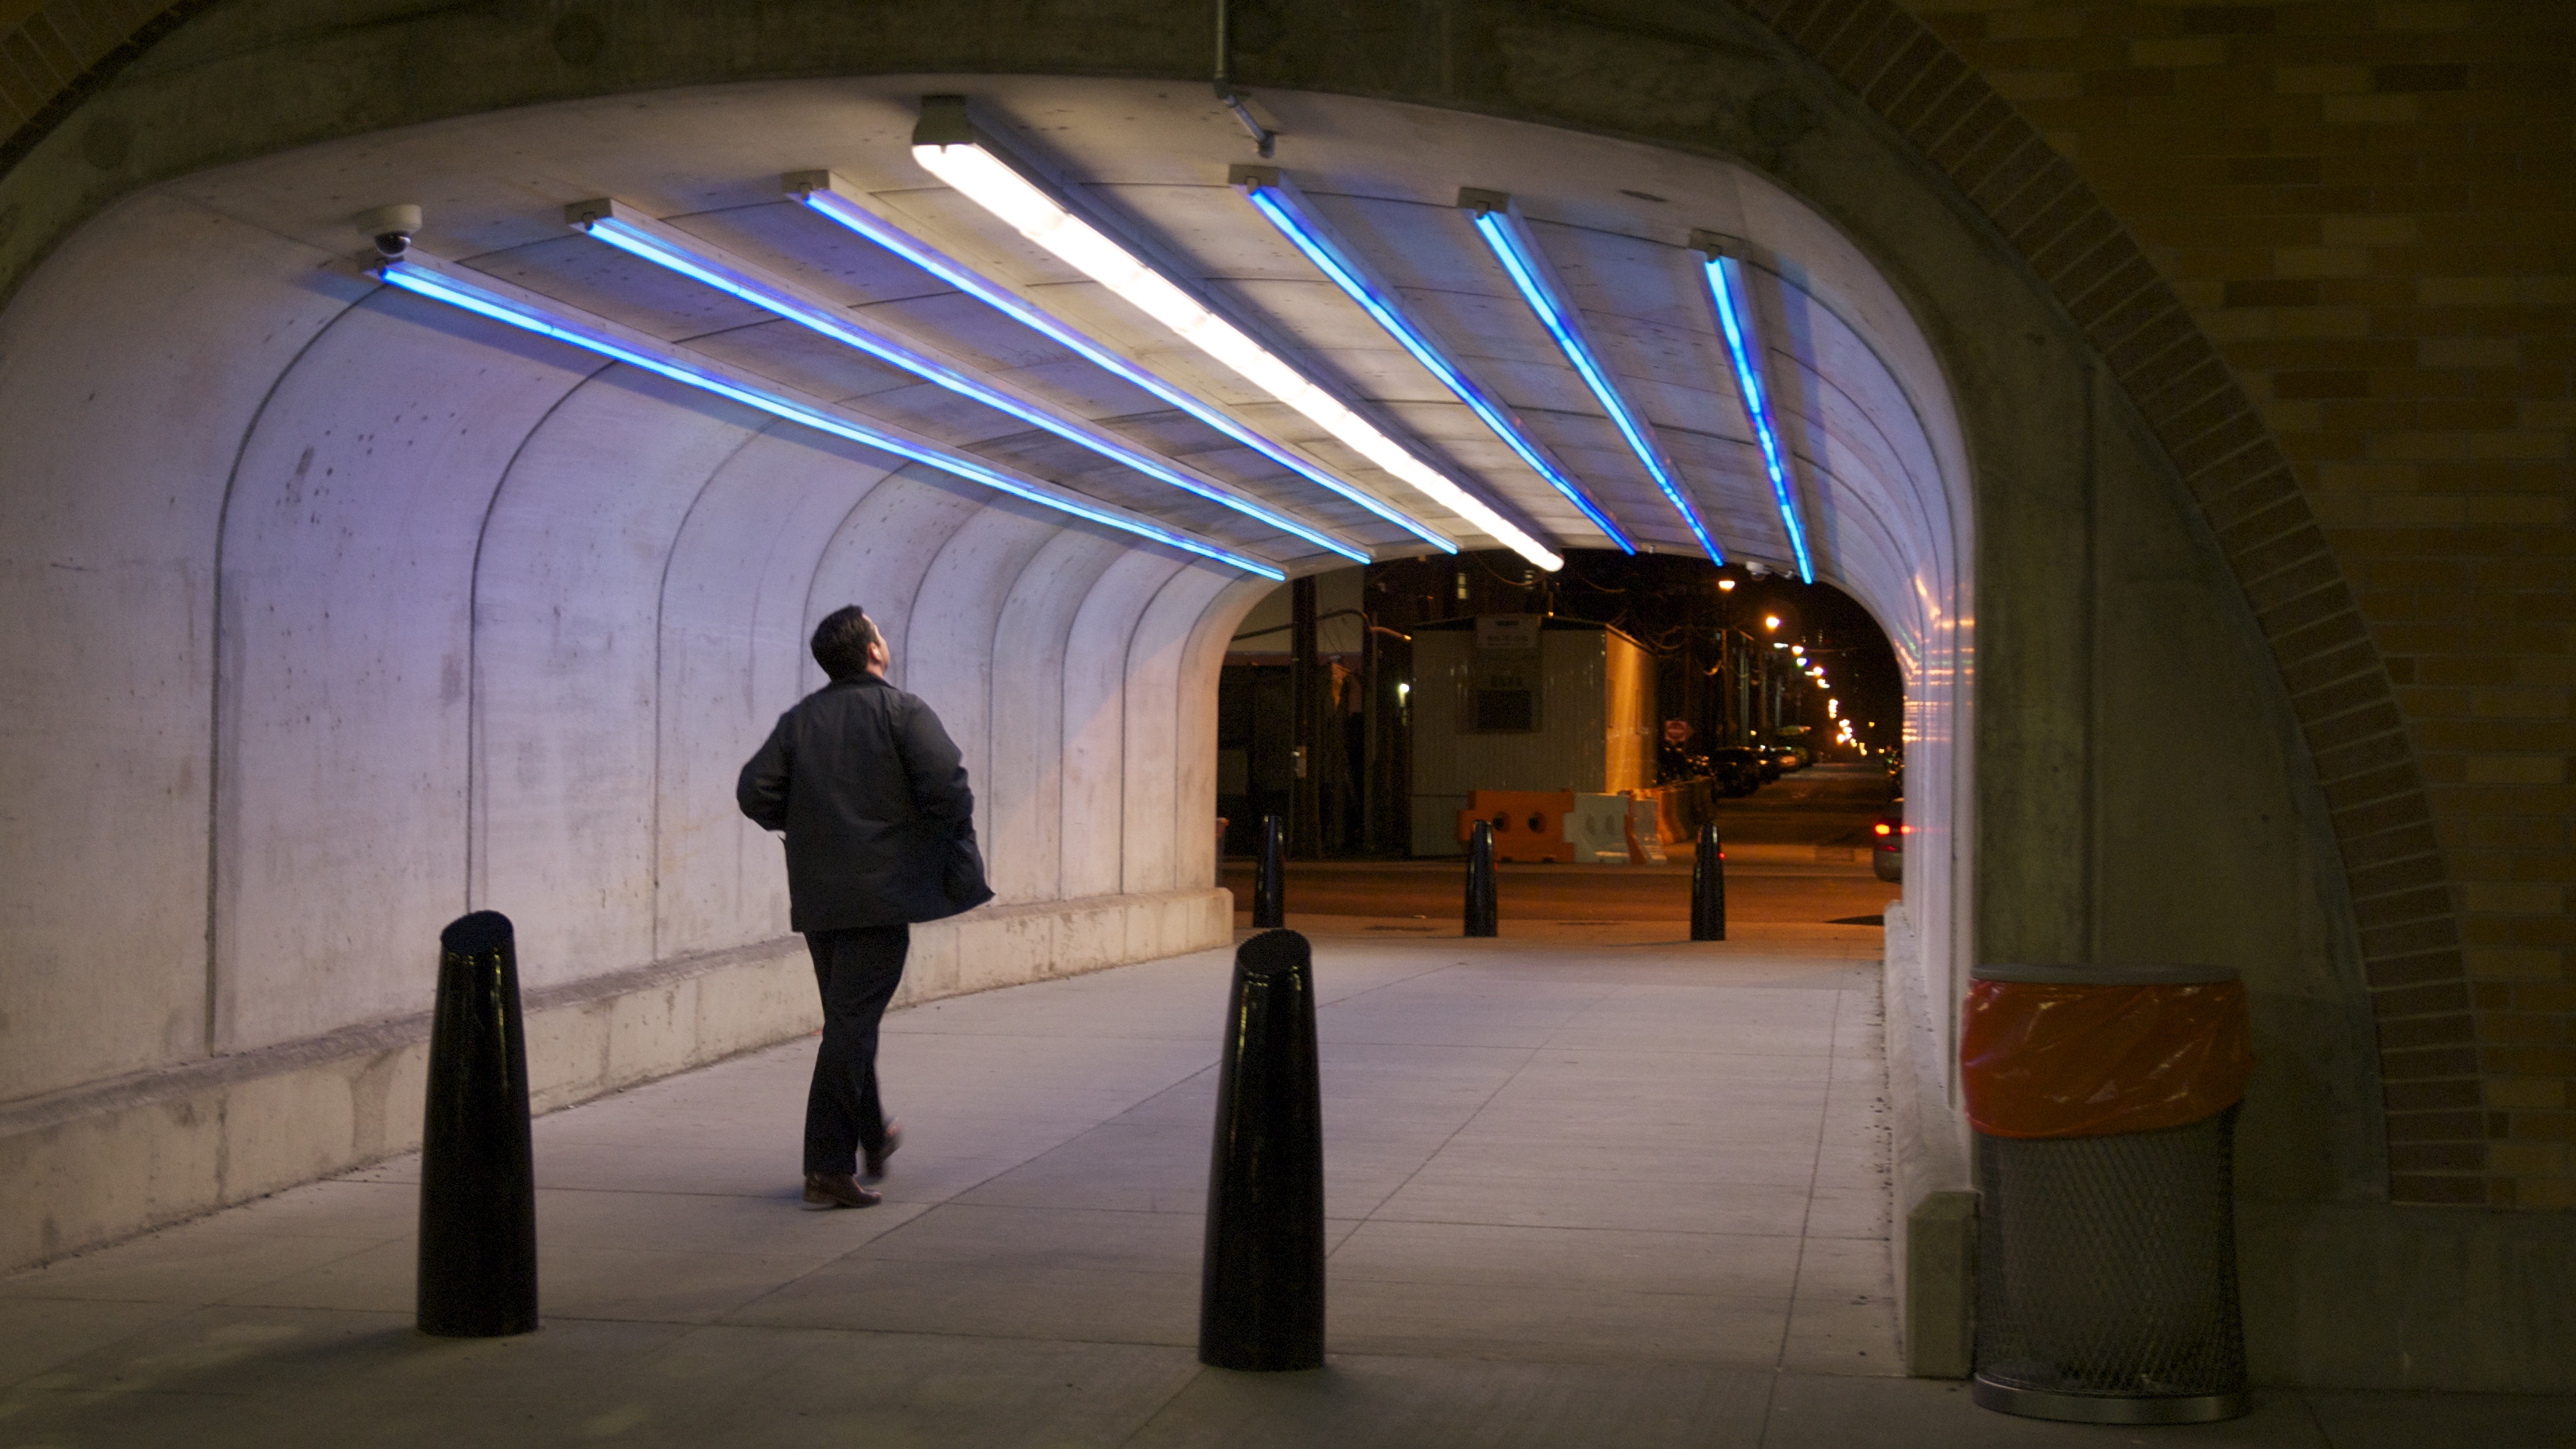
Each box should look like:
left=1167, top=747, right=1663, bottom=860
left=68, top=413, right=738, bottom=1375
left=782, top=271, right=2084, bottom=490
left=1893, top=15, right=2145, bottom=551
left=1700, top=251, right=1815, bottom=585
left=373, top=255, right=1285, bottom=581
left=900, top=107, right=1557, bottom=565
left=568, top=203, right=1365, bottom=564
left=1460, top=192, right=1726, bottom=565
left=784, top=173, right=1456, bottom=556
left=1232, top=169, right=1634, bottom=553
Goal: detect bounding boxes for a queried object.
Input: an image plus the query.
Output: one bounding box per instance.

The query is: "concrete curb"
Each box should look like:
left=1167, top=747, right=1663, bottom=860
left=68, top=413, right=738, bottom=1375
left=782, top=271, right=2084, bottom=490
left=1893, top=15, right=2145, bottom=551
left=1880, top=899, right=1977, bottom=1377
left=0, top=888, right=1231, bottom=1274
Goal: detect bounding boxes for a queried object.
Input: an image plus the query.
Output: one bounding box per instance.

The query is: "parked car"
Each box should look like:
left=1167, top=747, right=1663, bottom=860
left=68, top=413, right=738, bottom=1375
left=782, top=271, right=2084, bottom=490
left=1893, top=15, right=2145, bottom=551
left=1709, top=747, right=1765, bottom=797
left=1873, top=801, right=1905, bottom=883
left=1775, top=725, right=1814, bottom=768
left=1771, top=746, right=1804, bottom=773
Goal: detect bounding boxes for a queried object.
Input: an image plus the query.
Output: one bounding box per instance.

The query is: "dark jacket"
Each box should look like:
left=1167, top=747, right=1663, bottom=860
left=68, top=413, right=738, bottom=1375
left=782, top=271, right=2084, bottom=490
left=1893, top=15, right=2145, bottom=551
left=736, top=674, right=993, bottom=932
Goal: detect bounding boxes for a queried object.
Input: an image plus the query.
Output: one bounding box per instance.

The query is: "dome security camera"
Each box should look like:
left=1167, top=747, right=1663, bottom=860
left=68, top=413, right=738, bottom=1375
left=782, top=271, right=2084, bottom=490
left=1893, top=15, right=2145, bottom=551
left=353, top=204, right=424, bottom=262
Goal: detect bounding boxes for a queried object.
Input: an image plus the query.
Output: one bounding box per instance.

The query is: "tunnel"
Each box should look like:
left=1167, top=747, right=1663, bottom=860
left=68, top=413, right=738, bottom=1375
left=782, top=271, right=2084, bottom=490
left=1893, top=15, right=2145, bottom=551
left=1, top=0, right=2566, bottom=1403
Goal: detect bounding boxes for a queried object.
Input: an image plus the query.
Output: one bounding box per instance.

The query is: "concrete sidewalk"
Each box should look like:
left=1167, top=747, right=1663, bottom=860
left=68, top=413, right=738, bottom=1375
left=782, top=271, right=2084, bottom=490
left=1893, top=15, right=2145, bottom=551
left=0, top=930, right=2560, bottom=1447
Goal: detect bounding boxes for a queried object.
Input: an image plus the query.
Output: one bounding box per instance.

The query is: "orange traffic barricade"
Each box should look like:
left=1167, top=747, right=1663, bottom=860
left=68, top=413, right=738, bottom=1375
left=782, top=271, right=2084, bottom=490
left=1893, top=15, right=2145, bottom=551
left=1454, top=790, right=1575, bottom=863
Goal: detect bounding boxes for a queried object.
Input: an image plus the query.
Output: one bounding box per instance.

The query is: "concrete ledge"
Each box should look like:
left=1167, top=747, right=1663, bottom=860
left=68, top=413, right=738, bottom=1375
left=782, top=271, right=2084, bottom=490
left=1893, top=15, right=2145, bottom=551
left=1721, top=842, right=1872, bottom=865
left=1904, top=1191, right=1977, bottom=1377
left=1880, top=900, right=1977, bottom=1377
left=0, top=887, right=1232, bottom=1273
left=2238, top=1198, right=2576, bottom=1392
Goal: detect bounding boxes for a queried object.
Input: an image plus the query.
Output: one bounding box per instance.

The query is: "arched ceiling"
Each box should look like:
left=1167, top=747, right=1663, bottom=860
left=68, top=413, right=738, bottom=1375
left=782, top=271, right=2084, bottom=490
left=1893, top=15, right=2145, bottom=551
left=161, top=76, right=1968, bottom=667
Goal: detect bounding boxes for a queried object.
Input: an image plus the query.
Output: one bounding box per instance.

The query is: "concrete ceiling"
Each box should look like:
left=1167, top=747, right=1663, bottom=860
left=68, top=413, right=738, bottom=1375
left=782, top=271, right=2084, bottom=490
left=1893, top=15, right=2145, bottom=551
left=159, top=75, right=1968, bottom=665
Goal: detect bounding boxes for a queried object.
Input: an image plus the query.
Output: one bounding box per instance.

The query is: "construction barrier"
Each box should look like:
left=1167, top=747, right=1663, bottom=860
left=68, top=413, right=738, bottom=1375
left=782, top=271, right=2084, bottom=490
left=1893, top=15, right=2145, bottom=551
left=1457, top=788, right=1683, bottom=864
left=1454, top=790, right=1576, bottom=863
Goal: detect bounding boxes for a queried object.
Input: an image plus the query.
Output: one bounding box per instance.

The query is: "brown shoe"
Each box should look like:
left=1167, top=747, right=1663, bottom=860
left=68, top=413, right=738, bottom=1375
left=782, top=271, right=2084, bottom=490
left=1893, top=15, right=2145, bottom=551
left=802, top=1171, right=882, bottom=1210
left=863, top=1123, right=903, bottom=1183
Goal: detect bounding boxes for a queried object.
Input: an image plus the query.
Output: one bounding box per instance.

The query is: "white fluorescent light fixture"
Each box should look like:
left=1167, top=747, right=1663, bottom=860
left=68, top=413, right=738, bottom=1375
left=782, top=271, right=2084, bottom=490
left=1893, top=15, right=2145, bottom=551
left=901, top=99, right=1561, bottom=572
left=1229, top=165, right=1635, bottom=554
left=564, top=199, right=1364, bottom=563
left=1459, top=188, right=1724, bottom=565
left=784, top=173, right=1447, bottom=559
left=372, top=252, right=1282, bottom=581
left=1695, top=234, right=1816, bottom=584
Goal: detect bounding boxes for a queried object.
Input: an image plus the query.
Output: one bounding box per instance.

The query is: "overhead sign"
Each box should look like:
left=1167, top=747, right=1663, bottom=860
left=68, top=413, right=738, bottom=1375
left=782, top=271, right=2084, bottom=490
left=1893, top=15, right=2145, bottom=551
left=1475, top=614, right=1542, bottom=651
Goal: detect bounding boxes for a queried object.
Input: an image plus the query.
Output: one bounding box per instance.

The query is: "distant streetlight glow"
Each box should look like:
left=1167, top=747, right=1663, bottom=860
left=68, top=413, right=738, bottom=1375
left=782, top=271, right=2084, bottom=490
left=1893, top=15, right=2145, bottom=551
left=1717, top=578, right=1736, bottom=592
left=1763, top=615, right=1782, bottom=631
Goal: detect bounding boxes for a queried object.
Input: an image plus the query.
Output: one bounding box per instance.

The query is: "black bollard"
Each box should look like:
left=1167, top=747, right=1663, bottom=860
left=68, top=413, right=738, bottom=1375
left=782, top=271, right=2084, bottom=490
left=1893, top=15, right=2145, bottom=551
left=1691, top=821, right=1727, bottom=942
left=1253, top=814, right=1286, bottom=930
left=418, top=911, right=538, bottom=1337
left=1200, top=929, right=1325, bottom=1370
left=1464, top=819, right=1499, bottom=938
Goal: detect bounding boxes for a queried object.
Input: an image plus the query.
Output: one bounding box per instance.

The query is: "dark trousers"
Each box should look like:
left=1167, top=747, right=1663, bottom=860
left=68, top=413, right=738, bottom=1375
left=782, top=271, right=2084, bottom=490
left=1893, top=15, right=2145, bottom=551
left=802, top=923, right=908, bottom=1176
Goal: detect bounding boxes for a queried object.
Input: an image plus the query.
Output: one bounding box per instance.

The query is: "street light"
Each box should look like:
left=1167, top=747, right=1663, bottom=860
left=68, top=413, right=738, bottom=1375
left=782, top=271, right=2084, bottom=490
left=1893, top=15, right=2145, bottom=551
left=1763, top=615, right=1782, bottom=631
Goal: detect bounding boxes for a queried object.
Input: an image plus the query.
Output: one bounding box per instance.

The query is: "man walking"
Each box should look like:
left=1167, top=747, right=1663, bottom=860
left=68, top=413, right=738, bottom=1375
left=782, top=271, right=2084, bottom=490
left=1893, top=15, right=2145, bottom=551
left=739, top=606, right=991, bottom=1208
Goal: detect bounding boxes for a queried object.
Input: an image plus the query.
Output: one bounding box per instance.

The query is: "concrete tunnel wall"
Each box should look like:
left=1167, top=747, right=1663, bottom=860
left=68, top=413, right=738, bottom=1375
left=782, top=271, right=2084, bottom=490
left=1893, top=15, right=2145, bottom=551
left=0, top=72, right=2401, bottom=1364
left=0, top=189, right=1261, bottom=1264
left=0, top=0, right=2562, bottom=1379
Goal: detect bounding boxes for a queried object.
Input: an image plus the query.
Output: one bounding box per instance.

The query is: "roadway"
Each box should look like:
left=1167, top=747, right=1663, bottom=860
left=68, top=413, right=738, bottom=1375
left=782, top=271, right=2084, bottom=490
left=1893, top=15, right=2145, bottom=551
left=1221, top=763, right=1900, bottom=931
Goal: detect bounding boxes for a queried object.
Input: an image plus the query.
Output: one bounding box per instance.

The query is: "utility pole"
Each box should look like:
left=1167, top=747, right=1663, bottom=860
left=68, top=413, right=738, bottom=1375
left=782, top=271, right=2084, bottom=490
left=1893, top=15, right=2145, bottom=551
left=1359, top=609, right=1379, bottom=857
left=1290, top=575, right=1321, bottom=858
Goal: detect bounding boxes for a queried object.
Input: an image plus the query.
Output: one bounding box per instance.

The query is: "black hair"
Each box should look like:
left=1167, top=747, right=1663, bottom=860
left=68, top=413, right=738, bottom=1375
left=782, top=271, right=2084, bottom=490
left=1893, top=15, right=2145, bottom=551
left=811, top=606, right=882, bottom=681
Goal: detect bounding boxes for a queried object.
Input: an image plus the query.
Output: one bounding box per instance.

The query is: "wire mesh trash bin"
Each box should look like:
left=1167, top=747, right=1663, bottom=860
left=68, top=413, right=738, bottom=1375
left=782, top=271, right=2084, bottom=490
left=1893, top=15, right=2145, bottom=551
left=1961, top=963, right=2257, bottom=1424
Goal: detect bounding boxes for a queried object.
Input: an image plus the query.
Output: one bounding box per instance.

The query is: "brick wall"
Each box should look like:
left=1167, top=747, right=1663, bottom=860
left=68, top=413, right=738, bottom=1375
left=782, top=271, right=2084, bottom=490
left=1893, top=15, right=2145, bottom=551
left=2, top=0, right=2567, bottom=1208
left=1858, top=0, right=2570, bottom=1208
left=1721, top=0, right=2566, bottom=1208
left=0, top=0, right=204, bottom=173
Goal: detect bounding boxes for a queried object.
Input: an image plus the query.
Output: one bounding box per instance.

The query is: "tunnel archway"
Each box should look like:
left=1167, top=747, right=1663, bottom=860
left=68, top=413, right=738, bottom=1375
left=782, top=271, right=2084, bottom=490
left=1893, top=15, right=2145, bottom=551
left=80, top=76, right=1982, bottom=1061
left=0, top=8, right=2411, bottom=1381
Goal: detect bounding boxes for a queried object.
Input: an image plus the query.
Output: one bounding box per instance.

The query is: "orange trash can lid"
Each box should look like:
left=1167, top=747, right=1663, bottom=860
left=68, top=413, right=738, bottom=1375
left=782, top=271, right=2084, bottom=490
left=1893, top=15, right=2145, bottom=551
left=1961, top=964, right=2255, bottom=1140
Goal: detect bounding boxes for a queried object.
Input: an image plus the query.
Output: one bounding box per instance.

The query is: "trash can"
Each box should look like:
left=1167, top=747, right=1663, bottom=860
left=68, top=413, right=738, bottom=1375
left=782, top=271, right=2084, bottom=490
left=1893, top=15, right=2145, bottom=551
left=1961, top=963, right=2256, bottom=1424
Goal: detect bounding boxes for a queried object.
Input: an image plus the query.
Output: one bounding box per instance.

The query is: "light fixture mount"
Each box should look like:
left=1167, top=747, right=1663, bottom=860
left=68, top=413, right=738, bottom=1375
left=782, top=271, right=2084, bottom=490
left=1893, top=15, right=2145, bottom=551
left=354, top=203, right=423, bottom=262
left=370, top=247, right=1286, bottom=581
left=1232, top=163, right=1633, bottom=553
left=914, top=94, right=976, bottom=149
left=781, top=168, right=1459, bottom=558
left=1690, top=228, right=1816, bottom=585
left=907, top=97, right=1565, bottom=570
left=1459, top=186, right=1726, bottom=566
left=559, top=192, right=1368, bottom=562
